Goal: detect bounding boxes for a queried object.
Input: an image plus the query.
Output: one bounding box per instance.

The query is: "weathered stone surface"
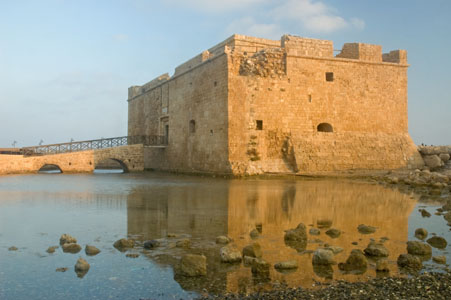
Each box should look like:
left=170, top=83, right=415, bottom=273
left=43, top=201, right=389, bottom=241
left=220, top=244, right=242, bottom=263
left=274, top=260, right=298, bottom=270
left=325, top=228, right=341, bottom=238
left=113, top=238, right=135, bottom=251
left=243, top=255, right=258, bottom=267
left=414, top=228, right=428, bottom=240
left=251, top=258, right=270, bottom=275
left=284, top=223, right=308, bottom=251
left=419, top=209, right=431, bottom=217
left=74, top=258, right=90, bottom=278
left=423, top=155, right=444, bottom=169
left=60, top=234, right=77, bottom=245
left=177, top=254, right=207, bottom=277
left=242, top=242, right=262, bottom=258
left=426, top=236, right=447, bottom=249
left=376, top=259, right=390, bottom=272
left=432, top=255, right=447, bottom=264
left=312, top=249, right=335, bottom=265
left=85, top=245, right=100, bottom=256
left=364, top=241, right=389, bottom=257
left=309, top=228, right=320, bottom=235
left=215, top=236, right=231, bottom=245
left=407, top=241, right=432, bottom=256
left=338, top=249, right=367, bottom=272
left=62, top=243, right=82, bottom=254
left=439, top=153, right=450, bottom=163
left=176, top=238, right=191, bottom=248
left=324, top=246, right=344, bottom=255
left=143, top=240, right=160, bottom=250
left=397, top=254, right=422, bottom=270
left=357, top=224, right=377, bottom=234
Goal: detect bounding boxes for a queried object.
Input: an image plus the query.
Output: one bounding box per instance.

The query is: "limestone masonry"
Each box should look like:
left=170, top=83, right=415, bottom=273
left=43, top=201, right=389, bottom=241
left=128, top=34, right=424, bottom=175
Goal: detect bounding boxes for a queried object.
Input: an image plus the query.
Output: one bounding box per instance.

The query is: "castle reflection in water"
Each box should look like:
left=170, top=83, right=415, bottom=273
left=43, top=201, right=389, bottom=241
left=126, top=177, right=417, bottom=294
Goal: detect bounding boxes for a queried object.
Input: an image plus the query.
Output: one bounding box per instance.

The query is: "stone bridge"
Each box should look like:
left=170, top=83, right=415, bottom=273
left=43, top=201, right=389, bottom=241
left=0, top=144, right=144, bottom=175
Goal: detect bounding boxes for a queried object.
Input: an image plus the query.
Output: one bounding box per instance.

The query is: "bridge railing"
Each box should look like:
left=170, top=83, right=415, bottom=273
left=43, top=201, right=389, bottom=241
left=20, top=135, right=167, bottom=156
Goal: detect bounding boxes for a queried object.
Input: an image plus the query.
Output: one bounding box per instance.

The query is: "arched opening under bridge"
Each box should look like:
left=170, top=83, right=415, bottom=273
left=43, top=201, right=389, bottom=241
left=94, top=158, right=129, bottom=174
left=38, top=164, right=63, bottom=174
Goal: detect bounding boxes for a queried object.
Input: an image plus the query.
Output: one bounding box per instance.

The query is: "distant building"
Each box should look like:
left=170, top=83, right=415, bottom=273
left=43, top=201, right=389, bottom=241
left=127, top=34, right=423, bottom=175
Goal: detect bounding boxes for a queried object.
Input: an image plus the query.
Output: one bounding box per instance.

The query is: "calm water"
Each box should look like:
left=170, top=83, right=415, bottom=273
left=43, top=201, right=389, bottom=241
left=0, top=172, right=450, bottom=300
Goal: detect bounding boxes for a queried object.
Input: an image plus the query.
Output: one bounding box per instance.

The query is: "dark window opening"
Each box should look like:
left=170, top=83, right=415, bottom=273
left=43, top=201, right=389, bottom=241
left=308, top=94, right=312, bottom=103
left=189, top=120, right=196, bottom=133
left=214, top=81, right=217, bottom=87
left=317, top=123, right=333, bottom=132
left=256, top=120, right=263, bottom=130
left=326, top=72, right=334, bottom=82
left=164, top=125, right=169, bottom=143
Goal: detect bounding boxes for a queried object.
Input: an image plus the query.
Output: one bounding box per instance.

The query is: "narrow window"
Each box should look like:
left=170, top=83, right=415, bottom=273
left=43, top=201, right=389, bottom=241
left=326, top=72, right=334, bottom=82
left=214, top=81, right=217, bottom=87
left=308, top=94, right=312, bottom=103
left=256, top=120, right=263, bottom=130
left=189, top=120, right=196, bottom=133
left=317, top=123, right=333, bottom=132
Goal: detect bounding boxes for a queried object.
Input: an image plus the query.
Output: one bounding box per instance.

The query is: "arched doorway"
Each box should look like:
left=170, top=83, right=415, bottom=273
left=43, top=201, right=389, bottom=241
left=38, top=164, right=62, bottom=174
left=94, top=158, right=129, bottom=173
left=317, top=123, right=333, bottom=132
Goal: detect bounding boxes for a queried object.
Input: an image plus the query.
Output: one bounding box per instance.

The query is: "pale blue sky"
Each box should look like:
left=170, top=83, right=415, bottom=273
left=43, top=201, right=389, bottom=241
left=1, top=0, right=450, bottom=147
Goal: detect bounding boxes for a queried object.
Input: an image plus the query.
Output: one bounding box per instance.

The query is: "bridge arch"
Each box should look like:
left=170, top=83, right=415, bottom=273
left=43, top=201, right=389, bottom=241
left=94, top=158, right=129, bottom=173
left=38, top=164, right=63, bottom=173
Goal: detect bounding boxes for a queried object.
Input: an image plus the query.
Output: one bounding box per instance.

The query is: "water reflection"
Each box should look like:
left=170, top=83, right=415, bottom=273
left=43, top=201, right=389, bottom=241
left=126, top=179, right=417, bottom=294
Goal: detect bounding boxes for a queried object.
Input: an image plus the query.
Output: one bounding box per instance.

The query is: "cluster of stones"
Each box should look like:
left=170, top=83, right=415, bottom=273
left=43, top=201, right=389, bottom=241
left=418, top=145, right=451, bottom=170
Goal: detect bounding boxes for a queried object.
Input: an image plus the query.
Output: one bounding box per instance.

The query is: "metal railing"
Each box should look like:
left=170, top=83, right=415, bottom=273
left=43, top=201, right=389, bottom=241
left=20, top=135, right=167, bottom=156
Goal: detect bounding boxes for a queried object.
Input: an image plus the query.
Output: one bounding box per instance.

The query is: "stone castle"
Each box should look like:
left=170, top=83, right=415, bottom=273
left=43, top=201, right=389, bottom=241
left=128, top=34, right=424, bottom=175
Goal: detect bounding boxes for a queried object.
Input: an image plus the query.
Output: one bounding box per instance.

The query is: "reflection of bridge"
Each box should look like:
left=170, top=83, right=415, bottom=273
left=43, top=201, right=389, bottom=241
left=0, top=135, right=167, bottom=174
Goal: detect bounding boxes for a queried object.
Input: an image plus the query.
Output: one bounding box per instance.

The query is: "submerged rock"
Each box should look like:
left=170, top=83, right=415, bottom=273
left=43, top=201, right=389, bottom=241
left=113, top=238, right=135, bottom=251
left=414, top=228, right=428, bottom=240
left=397, top=254, right=422, bottom=271
left=309, top=228, right=321, bottom=236
left=215, top=236, right=231, bottom=245
left=250, top=229, right=260, bottom=239
left=220, top=244, right=242, bottom=263
left=407, top=241, right=432, bottom=256
left=284, top=223, right=308, bottom=251
left=74, top=258, right=90, bottom=278
left=143, top=240, right=160, bottom=250
left=419, top=209, right=431, bottom=218
left=60, top=234, right=77, bottom=245
left=432, top=255, right=447, bottom=264
left=242, top=242, right=262, bottom=258
left=176, top=238, right=191, bottom=248
left=324, top=246, right=344, bottom=255
left=312, top=249, right=335, bottom=265
left=8, top=246, right=18, bottom=251
left=62, top=243, right=82, bottom=254
left=46, top=246, right=59, bottom=254
left=317, top=219, right=333, bottom=229
left=364, top=241, right=389, bottom=257
left=85, top=245, right=101, bottom=256
left=325, top=228, right=341, bottom=239
left=251, top=258, right=270, bottom=275
left=376, top=259, right=390, bottom=272
left=274, top=260, right=298, bottom=270
left=357, top=224, right=377, bottom=234
left=55, top=267, right=68, bottom=272
left=177, top=254, right=207, bottom=277
left=426, top=236, right=448, bottom=249
left=243, top=255, right=258, bottom=267
left=126, top=253, right=139, bottom=258
left=338, top=249, right=367, bottom=272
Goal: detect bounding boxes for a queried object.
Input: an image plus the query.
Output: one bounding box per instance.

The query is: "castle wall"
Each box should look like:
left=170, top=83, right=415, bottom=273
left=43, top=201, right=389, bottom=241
left=128, top=53, right=231, bottom=173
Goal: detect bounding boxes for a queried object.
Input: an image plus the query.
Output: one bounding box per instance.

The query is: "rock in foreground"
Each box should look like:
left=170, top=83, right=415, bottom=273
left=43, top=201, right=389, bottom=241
left=312, top=249, right=335, bottom=265
left=60, top=234, right=77, bottom=245
left=113, top=238, right=135, bottom=252
left=177, top=254, right=207, bottom=277
left=85, top=245, right=100, bottom=256
left=220, top=244, right=242, bottom=263
left=74, top=258, right=90, bottom=278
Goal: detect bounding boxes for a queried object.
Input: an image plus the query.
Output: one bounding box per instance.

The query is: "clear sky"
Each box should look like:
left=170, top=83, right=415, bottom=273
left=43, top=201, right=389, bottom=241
left=1, top=0, right=450, bottom=147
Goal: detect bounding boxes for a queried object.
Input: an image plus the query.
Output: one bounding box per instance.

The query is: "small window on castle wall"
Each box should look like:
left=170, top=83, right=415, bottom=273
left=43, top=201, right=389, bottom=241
left=317, top=123, right=333, bottom=132
left=326, top=72, right=334, bottom=82
left=189, top=120, right=196, bottom=133
left=256, top=120, right=263, bottom=130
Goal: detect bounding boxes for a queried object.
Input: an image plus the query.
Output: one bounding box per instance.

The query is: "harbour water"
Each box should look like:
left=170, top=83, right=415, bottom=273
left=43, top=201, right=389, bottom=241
left=0, top=172, right=449, bottom=299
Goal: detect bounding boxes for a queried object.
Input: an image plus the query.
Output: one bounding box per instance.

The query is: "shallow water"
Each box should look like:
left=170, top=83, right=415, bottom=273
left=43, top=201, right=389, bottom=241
left=0, top=172, right=449, bottom=299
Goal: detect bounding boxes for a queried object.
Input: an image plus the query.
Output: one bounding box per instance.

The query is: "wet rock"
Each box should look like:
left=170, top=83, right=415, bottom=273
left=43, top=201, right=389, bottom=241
left=338, top=249, right=367, bottom=272
left=284, top=223, right=308, bottom=251
left=242, top=242, right=262, bottom=258
left=376, top=259, right=390, bottom=272
left=407, top=241, right=432, bottom=256
left=126, top=253, right=139, bottom=258
left=60, top=234, right=77, bottom=245
left=74, top=258, right=90, bottom=278
left=397, top=254, right=422, bottom=270
left=243, top=255, right=258, bottom=267
left=255, top=223, right=263, bottom=233
left=419, top=209, right=431, bottom=217
left=324, top=246, right=344, bottom=255
left=317, top=219, right=332, bottom=229
left=313, top=264, right=334, bottom=279
left=251, top=258, right=270, bottom=275
left=358, top=224, right=377, bottom=234
left=352, top=241, right=358, bottom=245
left=309, top=228, right=320, bottom=235
left=364, top=241, right=389, bottom=257
left=424, top=155, right=444, bottom=170
left=143, top=240, right=160, bottom=250
left=250, top=229, right=260, bottom=239
left=85, top=245, right=100, bottom=256
left=46, top=246, right=59, bottom=253
left=432, top=255, right=447, bottom=264
left=274, top=260, right=298, bottom=270
left=414, top=228, right=428, bottom=240
left=442, top=201, right=451, bottom=211
left=325, top=228, right=341, bottom=239
left=177, top=254, right=207, bottom=277
left=312, top=249, right=335, bottom=265
left=176, top=238, right=191, bottom=248
left=220, top=244, right=242, bottom=263
left=426, top=236, right=448, bottom=249
left=444, top=212, right=451, bottom=223
left=113, top=238, right=135, bottom=251
left=8, top=246, right=18, bottom=251
left=62, top=243, right=82, bottom=254
left=215, top=236, right=231, bottom=245
left=55, top=267, right=68, bottom=272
